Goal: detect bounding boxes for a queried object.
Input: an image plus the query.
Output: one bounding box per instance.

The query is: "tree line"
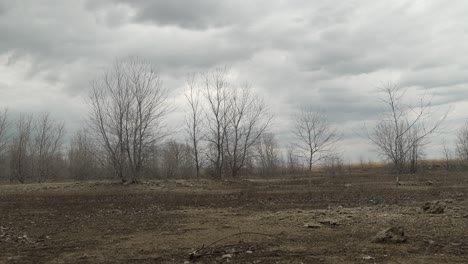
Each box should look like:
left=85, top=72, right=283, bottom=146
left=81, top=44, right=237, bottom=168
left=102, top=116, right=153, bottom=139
left=0, top=58, right=466, bottom=184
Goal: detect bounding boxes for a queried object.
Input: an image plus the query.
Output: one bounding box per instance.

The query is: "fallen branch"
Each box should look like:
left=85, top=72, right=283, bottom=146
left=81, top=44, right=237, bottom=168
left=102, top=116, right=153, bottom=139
left=189, top=232, right=279, bottom=261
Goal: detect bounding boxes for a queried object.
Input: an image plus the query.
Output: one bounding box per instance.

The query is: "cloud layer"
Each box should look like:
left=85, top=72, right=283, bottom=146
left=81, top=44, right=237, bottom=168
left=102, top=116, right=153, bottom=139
left=0, top=0, right=467, bottom=160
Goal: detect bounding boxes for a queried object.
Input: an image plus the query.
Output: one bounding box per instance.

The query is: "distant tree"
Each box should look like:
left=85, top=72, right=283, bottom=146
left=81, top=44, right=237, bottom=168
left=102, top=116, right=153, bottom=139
left=9, top=114, right=33, bottom=183
left=202, top=68, right=273, bottom=178
left=0, top=109, right=9, bottom=157
left=184, top=74, right=204, bottom=180
left=224, top=85, right=273, bottom=177
left=286, top=143, right=300, bottom=175
left=292, top=107, right=340, bottom=174
left=456, top=121, right=468, bottom=161
left=254, top=132, right=280, bottom=176
left=88, top=57, right=170, bottom=183
left=32, top=112, right=65, bottom=183
left=68, top=129, right=98, bottom=180
left=366, top=84, right=447, bottom=176
left=441, top=139, right=452, bottom=171
left=161, top=140, right=193, bottom=179
left=203, top=68, right=230, bottom=178
left=322, top=153, right=344, bottom=177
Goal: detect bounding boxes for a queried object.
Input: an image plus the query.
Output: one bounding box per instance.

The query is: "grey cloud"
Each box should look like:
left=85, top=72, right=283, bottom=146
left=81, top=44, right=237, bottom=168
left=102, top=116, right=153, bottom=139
left=111, top=0, right=273, bottom=30
left=1, top=0, right=468, bottom=161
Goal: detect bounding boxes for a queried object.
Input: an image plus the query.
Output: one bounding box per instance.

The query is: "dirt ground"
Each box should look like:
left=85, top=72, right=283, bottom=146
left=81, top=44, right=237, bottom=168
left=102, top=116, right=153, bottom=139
left=0, top=172, right=467, bottom=263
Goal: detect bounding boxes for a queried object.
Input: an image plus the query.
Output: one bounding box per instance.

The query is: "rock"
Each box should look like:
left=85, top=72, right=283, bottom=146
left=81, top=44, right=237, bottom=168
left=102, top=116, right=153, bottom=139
left=426, top=180, right=434, bottom=185
left=344, top=183, right=352, bottom=188
left=443, top=199, right=454, bottom=204
left=371, top=226, right=407, bottom=243
left=221, top=254, right=232, bottom=259
left=304, top=222, right=322, bottom=228
left=362, top=256, right=375, bottom=260
left=422, top=201, right=446, bottom=214
left=463, top=213, right=468, bottom=219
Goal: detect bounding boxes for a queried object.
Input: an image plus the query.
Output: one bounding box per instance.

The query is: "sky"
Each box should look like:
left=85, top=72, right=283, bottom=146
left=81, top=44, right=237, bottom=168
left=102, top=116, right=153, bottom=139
left=0, top=0, right=467, bottom=162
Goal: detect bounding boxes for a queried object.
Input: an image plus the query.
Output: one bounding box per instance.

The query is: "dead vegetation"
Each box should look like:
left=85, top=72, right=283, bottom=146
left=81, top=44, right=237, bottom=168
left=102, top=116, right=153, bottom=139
left=0, top=171, right=467, bottom=263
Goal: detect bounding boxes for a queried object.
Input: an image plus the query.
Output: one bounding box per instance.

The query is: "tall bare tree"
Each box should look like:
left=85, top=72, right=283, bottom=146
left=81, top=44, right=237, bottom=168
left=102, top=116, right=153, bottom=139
left=184, top=74, right=203, bottom=179
left=292, top=108, right=340, bottom=174
left=224, top=85, right=273, bottom=177
left=32, top=112, right=65, bottom=183
left=89, top=57, right=170, bottom=183
left=203, top=68, right=230, bottom=178
left=367, top=84, right=447, bottom=175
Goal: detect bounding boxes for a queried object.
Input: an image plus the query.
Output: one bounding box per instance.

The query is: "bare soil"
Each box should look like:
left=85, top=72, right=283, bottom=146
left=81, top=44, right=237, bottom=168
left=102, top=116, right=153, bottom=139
left=1, top=172, right=467, bottom=263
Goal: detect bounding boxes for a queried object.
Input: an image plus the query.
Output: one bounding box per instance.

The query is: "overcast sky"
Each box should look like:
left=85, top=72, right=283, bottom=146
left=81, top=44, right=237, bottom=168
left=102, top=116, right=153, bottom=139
left=0, top=0, right=467, bottom=161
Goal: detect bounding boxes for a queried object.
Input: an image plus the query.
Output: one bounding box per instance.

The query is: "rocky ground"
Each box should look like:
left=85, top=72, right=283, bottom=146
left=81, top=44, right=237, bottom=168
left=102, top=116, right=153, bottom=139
left=0, top=172, right=467, bottom=263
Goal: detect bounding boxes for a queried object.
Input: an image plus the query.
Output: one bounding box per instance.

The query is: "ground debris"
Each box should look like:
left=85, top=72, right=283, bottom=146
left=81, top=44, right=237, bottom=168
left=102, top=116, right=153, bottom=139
left=304, top=222, right=322, bottom=228
left=188, top=232, right=278, bottom=261
left=422, top=201, right=446, bottom=214
left=371, top=226, right=407, bottom=243
left=0, top=226, right=39, bottom=245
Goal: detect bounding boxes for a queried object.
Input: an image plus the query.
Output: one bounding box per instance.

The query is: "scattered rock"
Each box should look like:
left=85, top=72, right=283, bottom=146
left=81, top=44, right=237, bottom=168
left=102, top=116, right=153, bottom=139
left=371, top=226, right=407, bottom=243
left=221, top=254, right=232, bottom=259
left=422, top=201, right=446, bottom=214
left=443, top=199, right=454, bottom=204
left=304, top=222, right=322, bottom=228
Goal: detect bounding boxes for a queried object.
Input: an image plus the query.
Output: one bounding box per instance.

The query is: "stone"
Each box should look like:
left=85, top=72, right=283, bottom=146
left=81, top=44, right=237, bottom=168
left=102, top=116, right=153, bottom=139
left=304, top=222, right=322, bottom=228
left=371, top=226, right=407, bottom=243
left=422, top=201, right=446, bottom=214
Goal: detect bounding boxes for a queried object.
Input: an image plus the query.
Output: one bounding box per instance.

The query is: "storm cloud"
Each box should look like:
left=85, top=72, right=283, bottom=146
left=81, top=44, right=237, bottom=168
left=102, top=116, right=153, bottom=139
left=0, top=0, right=467, bottom=160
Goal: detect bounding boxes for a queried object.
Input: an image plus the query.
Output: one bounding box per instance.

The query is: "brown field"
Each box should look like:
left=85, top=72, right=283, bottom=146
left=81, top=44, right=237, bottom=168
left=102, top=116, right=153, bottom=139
left=1, top=172, right=467, bottom=264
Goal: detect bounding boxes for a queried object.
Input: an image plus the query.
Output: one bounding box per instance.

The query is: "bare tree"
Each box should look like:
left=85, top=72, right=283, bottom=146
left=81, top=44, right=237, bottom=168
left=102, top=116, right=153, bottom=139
left=224, top=85, right=273, bottom=177
left=89, top=57, right=170, bottom=183
left=292, top=107, right=340, bottom=174
left=456, top=121, right=468, bottom=161
left=0, top=109, right=9, bottom=157
left=254, top=132, right=280, bottom=176
left=203, top=68, right=230, bottom=178
left=367, top=84, right=447, bottom=175
left=184, top=74, right=203, bottom=180
left=286, top=143, right=300, bottom=175
left=32, top=112, right=65, bottom=183
left=441, top=139, right=452, bottom=171
left=322, top=153, right=344, bottom=177
left=9, top=114, right=33, bottom=183
left=68, top=129, right=98, bottom=180
left=161, top=140, right=194, bottom=179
